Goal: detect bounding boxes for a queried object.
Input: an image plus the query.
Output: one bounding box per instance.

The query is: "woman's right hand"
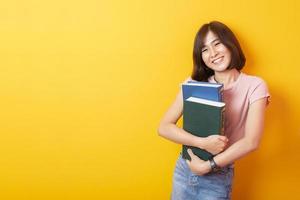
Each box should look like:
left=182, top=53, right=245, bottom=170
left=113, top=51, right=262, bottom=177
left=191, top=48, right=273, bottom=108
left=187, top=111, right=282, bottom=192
left=201, top=135, right=228, bottom=155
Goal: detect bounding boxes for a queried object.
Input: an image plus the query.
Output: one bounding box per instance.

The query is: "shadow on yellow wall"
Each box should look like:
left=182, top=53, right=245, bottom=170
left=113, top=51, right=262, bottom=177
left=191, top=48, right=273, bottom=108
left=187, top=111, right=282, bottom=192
left=233, top=88, right=300, bottom=199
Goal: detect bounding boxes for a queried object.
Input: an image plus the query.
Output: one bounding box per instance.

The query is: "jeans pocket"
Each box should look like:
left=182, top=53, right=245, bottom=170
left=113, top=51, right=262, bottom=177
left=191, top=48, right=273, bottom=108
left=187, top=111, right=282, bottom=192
left=178, top=154, right=191, bottom=170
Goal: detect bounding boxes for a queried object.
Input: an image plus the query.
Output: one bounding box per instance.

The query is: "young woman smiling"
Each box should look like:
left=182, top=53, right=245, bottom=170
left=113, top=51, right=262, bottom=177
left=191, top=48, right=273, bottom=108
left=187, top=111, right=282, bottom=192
left=158, top=21, right=270, bottom=200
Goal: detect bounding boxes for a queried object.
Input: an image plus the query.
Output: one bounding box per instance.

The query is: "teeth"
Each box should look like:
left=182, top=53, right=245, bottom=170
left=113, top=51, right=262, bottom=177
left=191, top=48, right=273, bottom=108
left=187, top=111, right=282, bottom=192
left=212, top=57, right=223, bottom=64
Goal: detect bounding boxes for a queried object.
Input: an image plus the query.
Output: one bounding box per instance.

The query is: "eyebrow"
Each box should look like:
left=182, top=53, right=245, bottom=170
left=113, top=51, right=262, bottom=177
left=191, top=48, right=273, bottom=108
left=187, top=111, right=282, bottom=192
left=203, top=38, right=220, bottom=47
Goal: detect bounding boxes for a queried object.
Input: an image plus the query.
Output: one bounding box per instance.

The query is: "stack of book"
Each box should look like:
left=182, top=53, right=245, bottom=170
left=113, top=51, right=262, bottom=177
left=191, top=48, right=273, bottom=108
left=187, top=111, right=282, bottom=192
left=181, top=80, right=225, bottom=161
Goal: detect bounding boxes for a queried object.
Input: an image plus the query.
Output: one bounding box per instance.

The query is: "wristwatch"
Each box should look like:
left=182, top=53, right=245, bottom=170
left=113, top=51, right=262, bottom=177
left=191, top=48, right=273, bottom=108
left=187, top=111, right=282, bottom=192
left=208, top=157, right=220, bottom=172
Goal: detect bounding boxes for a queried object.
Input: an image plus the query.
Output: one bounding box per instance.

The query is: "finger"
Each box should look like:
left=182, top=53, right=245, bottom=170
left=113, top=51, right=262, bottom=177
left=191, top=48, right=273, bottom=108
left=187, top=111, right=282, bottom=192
left=219, top=136, right=229, bottom=142
left=218, top=136, right=227, bottom=141
left=187, top=148, right=196, bottom=160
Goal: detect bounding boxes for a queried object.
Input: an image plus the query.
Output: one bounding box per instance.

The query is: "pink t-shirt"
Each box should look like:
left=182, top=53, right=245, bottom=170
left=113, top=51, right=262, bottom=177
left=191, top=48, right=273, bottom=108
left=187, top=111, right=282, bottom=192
left=183, top=72, right=270, bottom=145
left=208, top=72, right=270, bottom=145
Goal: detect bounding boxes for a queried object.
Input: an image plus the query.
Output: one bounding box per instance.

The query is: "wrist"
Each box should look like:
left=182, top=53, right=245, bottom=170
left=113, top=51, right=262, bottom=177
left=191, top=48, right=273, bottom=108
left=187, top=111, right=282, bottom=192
left=193, top=137, right=206, bottom=149
left=208, top=157, right=221, bottom=172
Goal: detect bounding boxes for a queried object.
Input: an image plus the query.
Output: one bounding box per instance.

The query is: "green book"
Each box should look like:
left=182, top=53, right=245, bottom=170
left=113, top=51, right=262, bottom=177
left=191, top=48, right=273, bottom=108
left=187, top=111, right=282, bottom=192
left=182, top=96, right=225, bottom=161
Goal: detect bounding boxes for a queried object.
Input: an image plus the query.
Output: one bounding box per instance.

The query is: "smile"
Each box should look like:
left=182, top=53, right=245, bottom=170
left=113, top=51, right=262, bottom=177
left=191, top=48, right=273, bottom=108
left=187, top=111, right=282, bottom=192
left=212, top=56, right=224, bottom=64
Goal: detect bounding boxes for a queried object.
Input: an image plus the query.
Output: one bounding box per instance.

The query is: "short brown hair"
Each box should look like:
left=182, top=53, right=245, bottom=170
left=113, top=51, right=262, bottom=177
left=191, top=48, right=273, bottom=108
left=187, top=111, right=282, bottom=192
left=191, top=21, right=246, bottom=81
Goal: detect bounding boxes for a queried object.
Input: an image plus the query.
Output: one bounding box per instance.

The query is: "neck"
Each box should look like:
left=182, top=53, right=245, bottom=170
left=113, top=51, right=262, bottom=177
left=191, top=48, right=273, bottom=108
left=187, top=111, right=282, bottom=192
left=214, top=69, right=240, bottom=86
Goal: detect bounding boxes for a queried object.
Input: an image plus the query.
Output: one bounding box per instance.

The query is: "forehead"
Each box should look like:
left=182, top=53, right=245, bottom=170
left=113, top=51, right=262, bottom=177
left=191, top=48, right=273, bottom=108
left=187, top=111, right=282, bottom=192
left=203, top=31, right=219, bottom=46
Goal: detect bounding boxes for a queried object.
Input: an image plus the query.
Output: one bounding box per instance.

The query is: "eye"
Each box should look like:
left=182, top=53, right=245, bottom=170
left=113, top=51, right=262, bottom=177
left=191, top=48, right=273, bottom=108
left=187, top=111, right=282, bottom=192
left=201, top=48, right=208, bottom=53
left=215, top=42, right=221, bottom=46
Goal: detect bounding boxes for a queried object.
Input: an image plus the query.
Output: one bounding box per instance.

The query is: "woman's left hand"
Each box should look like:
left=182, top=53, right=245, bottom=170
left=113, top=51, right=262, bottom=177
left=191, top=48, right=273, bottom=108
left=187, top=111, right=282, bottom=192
left=186, top=149, right=211, bottom=176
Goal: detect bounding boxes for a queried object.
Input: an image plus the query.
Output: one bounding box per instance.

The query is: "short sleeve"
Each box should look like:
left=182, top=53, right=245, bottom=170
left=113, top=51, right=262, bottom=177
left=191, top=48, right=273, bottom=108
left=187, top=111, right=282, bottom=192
left=249, top=79, right=271, bottom=105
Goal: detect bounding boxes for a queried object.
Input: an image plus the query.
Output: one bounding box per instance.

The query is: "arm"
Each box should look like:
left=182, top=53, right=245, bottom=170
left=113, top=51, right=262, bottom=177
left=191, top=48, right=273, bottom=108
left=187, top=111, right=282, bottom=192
left=213, top=98, right=267, bottom=167
left=158, top=89, right=228, bottom=154
left=186, top=98, right=268, bottom=175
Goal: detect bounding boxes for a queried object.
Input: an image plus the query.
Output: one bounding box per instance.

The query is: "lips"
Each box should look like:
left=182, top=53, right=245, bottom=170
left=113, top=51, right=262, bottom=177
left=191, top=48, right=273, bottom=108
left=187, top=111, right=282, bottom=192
left=212, top=56, right=224, bottom=64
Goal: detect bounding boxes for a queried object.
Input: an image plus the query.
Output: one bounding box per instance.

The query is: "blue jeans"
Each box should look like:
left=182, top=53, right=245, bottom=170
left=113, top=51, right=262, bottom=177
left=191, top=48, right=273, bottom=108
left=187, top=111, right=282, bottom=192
left=171, top=154, right=234, bottom=200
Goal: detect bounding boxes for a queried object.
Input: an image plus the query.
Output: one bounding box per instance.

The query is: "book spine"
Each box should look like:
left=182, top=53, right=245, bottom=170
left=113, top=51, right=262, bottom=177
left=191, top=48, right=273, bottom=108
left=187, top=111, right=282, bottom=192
left=220, top=106, right=225, bottom=135
left=219, top=87, right=224, bottom=101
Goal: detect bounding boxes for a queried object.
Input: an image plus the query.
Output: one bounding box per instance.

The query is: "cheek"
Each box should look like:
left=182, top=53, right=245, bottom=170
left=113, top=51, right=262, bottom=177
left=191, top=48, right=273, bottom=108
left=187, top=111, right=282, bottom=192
left=224, top=51, right=232, bottom=61
left=220, top=46, right=231, bottom=57
left=201, top=53, right=209, bottom=63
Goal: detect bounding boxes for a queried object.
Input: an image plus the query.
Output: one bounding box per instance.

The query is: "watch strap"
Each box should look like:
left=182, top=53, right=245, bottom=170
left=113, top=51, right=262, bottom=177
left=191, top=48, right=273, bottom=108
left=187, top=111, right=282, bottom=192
left=209, top=157, right=220, bottom=172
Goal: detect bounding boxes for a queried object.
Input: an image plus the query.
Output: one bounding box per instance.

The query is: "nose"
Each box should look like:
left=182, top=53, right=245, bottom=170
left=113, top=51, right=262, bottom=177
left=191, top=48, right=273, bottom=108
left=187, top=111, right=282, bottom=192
left=210, top=47, right=218, bottom=58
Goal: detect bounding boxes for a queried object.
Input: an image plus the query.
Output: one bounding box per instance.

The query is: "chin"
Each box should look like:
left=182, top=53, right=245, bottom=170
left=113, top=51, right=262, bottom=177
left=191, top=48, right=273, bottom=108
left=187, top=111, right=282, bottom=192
left=211, top=65, right=228, bottom=72
left=211, top=62, right=231, bottom=72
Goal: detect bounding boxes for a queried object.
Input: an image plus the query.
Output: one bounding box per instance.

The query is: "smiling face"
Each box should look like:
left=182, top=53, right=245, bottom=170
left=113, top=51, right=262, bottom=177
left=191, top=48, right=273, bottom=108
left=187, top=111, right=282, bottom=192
left=201, top=31, right=232, bottom=72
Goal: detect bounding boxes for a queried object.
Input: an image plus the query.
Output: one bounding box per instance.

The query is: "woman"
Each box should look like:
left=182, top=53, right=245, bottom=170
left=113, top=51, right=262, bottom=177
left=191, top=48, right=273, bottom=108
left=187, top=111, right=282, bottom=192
left=158, top=21, right=270, bottom=199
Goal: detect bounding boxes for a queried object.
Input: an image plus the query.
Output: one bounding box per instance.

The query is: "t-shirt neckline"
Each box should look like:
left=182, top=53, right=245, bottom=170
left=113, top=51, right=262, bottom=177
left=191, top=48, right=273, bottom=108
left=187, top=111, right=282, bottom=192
left=209, top=72, right=243, bottom=91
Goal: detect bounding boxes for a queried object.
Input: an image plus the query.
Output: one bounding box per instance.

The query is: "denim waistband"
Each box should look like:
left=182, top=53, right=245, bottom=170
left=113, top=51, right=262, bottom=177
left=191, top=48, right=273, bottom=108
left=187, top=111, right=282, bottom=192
left=180, top=153, right=234, bottom=170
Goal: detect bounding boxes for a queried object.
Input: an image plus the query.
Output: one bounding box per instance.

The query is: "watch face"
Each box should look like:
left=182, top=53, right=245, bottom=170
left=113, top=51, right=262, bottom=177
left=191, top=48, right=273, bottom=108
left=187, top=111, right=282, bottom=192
left=209, top=159, right=216, bottom=170
left=209, top=158, right=221, bottom=172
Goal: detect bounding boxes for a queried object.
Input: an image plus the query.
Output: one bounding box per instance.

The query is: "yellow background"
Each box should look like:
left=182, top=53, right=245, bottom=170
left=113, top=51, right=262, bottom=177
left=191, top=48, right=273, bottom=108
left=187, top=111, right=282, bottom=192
left=0, top=0, right=299, bottom=199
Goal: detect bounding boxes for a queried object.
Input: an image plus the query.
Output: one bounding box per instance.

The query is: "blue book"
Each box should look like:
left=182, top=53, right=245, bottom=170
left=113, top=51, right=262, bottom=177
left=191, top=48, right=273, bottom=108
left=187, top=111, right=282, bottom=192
left=182, top=81, right=224, bottom=101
